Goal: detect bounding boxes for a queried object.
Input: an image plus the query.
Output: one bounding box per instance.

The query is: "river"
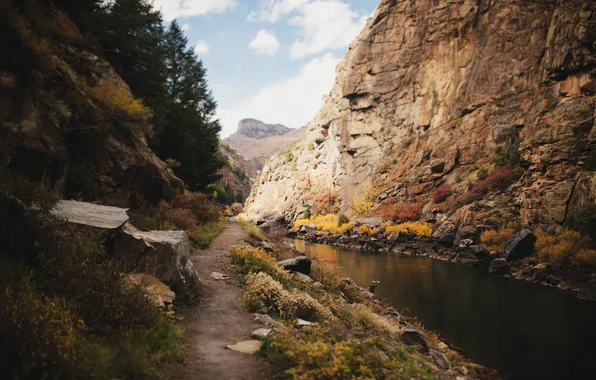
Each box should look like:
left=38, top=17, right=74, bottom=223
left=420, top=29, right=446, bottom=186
left=294, top=239, right=596, bottom=380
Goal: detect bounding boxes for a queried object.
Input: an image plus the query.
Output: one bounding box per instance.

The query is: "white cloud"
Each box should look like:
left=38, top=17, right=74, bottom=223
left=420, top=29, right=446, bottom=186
left=289, top=1, right=367, bottom=58
left=217, top=53, right=340, bottom=137
left=248, top=30, right=280, bottom=57
left=181, top=22, right=191, bottom=33
left=152, top=0, right=237, bottom=21
left=194, top=40, right=209, bottom=55
left=248, top=0, right=310, bottom=22
left=247, top=0, right=368, bottom=59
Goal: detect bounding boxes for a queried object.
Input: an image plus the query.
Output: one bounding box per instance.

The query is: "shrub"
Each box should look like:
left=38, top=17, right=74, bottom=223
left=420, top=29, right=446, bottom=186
left=171, top=192, right=221, bottom=224
left=564, top=203, right=596, bottom=241
left=432, top=183, right=453, bottom=204
left=396, top=203, right=422, bottom=222
left=338, top=213, right=350, bottom=227
left=231, top=202, right=243, bottom=215
left=278, top=289, right=333, bottom=321
left=293, top=218, right=313, bottom=230
left=188, top=221, right=225, bottom=249
left=0, top=284, right=80, bottom=379
left=238, top=221, right=268, bottom=241
left=352, top=181, right=379, bottom=217
left=576, top=249, right=596, bottom=266
left=244, top=272, right=285, bottom=312
left=230, top=245, right=277, bottom=275
left=536, top=229, right=582, bottom=265
left=480, top=228, right=514, bottom=253
left=304, top=207, right=312, bottom=219
left=384, top=222, right=432, bottom=238
left=584, top=150, right=596, bottom=171
left=294, top=215, right=354, bottom=234
left=477, top=167, right=489, bottom=180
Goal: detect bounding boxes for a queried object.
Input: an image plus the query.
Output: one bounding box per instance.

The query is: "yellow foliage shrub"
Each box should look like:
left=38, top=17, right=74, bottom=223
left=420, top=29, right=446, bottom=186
left=349, top=304, right=400, bottom=335
left=536, top=229, right=582, bottom=265
left=352, top=196, right=374, bottom=218
left=576, top=249, right=596, bottom=266
left=243, top=272, right=285, bottom=312
left=293, top=215, right=355, bottom=234
left=278, top=289, right=333, bottom=321
left=480, top=228, right=514, bottom=253
left=230, top=245, right=278, bottom=275
left=91, top=78, right=152, bottom=126
left=384, top=222, right=433, bottom=238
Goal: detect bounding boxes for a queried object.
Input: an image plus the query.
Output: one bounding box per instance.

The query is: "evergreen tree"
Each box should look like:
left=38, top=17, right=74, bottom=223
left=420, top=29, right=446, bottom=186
left=94, top=0, right=169, bottom=135
left=158, top=21, right=224, bottom=190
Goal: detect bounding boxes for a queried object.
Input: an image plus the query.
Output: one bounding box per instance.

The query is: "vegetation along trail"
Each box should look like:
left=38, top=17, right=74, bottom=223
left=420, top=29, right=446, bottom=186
left=165, top=223, right=272, bottom=380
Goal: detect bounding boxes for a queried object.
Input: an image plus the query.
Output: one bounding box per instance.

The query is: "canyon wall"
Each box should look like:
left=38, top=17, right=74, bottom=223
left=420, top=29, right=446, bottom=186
left=245, top=0, right=596, bottom=234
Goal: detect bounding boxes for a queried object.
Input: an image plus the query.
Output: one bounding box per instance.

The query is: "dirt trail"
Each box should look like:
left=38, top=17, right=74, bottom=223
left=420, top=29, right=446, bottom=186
left=164, top=223, right=272, bottom=380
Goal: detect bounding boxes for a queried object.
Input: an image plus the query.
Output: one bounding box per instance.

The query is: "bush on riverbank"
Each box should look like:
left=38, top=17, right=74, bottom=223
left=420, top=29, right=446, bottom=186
left=230, top=243, right=469, bottom=379
left=535, top=229, right=596, bottom=266
left=384, top=222, right=433, bottom=238
left=293, top=214, right=355, bottom=234
left=480, top=228, right=514, bottom=253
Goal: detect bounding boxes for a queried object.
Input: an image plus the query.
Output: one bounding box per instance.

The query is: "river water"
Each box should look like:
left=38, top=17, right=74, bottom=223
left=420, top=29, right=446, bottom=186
left=294, top=239, right=596, bottom=380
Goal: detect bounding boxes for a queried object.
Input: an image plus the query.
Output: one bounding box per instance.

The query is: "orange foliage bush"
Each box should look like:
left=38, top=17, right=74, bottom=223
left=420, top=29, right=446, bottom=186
left=432, top=183, right=453, bottom=204
left=536, top=229, right=583, bottom=265
left=376, top=203, right=421, bottom=222
left=480, top=228, right=514, bottom=253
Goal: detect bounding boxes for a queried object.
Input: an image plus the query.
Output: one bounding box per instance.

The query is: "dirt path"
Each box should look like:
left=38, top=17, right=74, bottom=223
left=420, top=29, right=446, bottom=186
left=164, top=223, right=272, bottom=380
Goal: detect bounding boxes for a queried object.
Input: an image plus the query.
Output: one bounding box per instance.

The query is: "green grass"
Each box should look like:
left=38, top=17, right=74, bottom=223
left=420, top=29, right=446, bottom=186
left=189, top=221, right=226, bottom=249
left=238, top=220, right=268, bottom=241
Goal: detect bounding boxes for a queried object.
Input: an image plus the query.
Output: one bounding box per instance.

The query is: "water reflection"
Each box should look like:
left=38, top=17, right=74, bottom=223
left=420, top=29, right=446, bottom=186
left=295, top=239, right=596, bottom=380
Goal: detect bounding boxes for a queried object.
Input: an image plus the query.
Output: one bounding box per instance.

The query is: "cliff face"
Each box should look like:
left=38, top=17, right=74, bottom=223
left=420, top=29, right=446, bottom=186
left=0, top=3, right=183, bottom=204
left=245, top=0, right=596, bottom=232
left=217, top=141, right=259, bottom=203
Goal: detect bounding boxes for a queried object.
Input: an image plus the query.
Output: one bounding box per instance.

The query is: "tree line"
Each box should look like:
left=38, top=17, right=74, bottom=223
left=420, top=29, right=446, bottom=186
left=52, top=0, right=224, bottom=191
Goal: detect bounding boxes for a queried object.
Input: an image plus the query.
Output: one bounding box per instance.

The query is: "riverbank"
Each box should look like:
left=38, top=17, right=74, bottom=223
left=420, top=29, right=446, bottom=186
left=287, top=224, right=596, bottom=301
left=229, top=224, right=499, bottom=379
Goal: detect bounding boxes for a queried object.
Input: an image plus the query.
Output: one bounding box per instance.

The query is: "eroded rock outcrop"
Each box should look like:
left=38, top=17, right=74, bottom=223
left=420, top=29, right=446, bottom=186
left=245, top=0, right=596, bottom=234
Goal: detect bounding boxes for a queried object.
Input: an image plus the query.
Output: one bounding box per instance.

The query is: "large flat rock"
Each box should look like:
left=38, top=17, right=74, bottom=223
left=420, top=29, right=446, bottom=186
left=52, top=200, right=129, bottom=229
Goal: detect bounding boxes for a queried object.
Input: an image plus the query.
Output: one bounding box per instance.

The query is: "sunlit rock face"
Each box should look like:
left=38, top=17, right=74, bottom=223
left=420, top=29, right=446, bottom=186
left=246, top=0, right=596, bottom=231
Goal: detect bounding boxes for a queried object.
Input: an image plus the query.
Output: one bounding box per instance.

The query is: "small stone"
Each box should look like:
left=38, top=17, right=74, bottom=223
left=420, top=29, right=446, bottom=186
left=401, top=329, right=429, bottom=352
left=455, top=366, right=469, bottom=376
left=254, top=313, right=283, bottom=328
left=430, top=349, right=450, bottom=369
left=210, top=272, right=228, bottom=280
left=292, top=271, right=314, bottom=283
left=251, top=328, right=272, bottom=340
left=296, top=318, right=314, bottom=327
left=226, top=340, right=262, bottom=354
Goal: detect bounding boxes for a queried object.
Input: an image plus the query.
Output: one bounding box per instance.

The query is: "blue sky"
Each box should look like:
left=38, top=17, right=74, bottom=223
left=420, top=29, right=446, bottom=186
left=152, top=0, right=379, bottom=137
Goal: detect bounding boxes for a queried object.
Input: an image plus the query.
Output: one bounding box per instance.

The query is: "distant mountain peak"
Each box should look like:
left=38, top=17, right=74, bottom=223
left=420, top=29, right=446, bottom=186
left=236, top=119, right=291, bottom=140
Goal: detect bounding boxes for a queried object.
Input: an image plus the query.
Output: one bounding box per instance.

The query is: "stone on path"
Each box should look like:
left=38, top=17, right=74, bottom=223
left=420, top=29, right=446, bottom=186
left=226, top=340, right=262, bottom=354
left=250, top=328, right=272, bottom=340
left=210, top=271, right=229, bottom=280
left=51, top=200, right=129, bottom=229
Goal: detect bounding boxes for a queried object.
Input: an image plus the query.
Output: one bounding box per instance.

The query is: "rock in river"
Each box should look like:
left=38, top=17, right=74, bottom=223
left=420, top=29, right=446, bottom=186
left=505, top=229, right=536, bottom=262
left=277, top=256, right=312, bottom=275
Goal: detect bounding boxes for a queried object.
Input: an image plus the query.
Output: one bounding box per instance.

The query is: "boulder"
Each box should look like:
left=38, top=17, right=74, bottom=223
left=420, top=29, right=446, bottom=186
left=358, top=217, right=383, bottom=227
left=505, top=229, right=536, bottom=262
left=117, top=224, right=201, bottom=296
left=430, top=349, right=450, bottom=369
left=260, top=241, right=275, bottom=253
left=401, top=329, right=429, bottom=353
left=250, top=328, right=272, bottom=340
left=437, top=233, right=457, bottom=248
left=489, top=258, right=509, bottom=275
left=292, top=271, right=314, bottom=283
left=126, top=273, right=175, bottom=308
left=277, top=256, right=312, bottom=275
left=254, top=313, right=283, bottom=328
left=430, top=159, right=446, bottom=174
left=51, top=200, right=129, bottom=229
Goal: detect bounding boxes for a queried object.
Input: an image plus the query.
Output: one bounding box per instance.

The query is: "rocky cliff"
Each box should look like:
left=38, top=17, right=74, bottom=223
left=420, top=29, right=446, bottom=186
left=245, top=0, right=596, bottom=234
left=217, top=141, right=259, bottom=203
left=227, top=119, right=305, bottom=170
left=0, top=3, right=183, bottom=204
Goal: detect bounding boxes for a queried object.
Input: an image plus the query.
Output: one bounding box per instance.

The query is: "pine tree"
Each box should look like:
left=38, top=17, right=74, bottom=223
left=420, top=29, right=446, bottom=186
left=157, top=21, right=223, bottom=190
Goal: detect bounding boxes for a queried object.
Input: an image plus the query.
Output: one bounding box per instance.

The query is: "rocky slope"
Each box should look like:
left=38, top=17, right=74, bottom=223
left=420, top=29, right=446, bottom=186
left=246, top=0, right=596, bottom=235
left=0, top=4, right=183, bottom=204
left=217, top=141, right=259, bottom=203
left=227, top=119, right=304, bottom=170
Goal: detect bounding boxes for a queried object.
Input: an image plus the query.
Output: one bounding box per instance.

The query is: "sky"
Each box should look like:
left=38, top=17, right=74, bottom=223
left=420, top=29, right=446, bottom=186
left=151, top=0, right=379, bottom=137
